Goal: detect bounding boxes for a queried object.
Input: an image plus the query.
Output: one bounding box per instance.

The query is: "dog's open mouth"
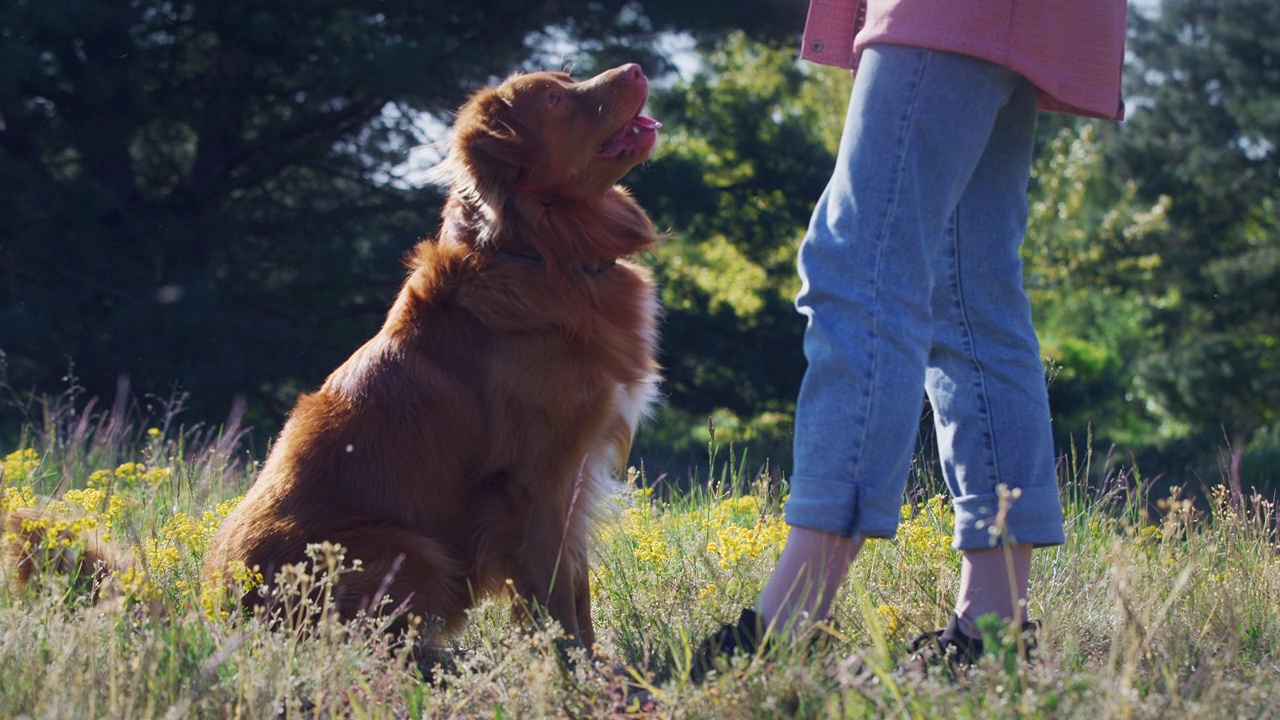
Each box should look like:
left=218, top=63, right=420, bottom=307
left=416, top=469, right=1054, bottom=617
left=598, top=115, right=662, bottom=158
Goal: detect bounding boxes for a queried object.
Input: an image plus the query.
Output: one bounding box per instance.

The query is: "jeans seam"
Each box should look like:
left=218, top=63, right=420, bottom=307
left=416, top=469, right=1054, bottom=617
left=855, top=49, right=930, bottom=488
left=947, top=204, right=1004, bottom=490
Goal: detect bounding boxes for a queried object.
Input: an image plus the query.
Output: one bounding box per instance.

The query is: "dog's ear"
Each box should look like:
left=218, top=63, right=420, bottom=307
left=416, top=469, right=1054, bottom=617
left=455, top=91, right=529, bottom=187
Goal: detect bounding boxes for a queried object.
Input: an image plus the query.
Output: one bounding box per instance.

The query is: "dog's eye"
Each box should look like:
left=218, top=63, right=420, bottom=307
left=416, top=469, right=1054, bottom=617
left=546, top=91, right=562, bottom=109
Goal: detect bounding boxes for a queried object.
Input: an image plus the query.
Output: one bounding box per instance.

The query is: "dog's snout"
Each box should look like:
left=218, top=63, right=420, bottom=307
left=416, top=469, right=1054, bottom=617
left=618, top=63, right=645, bottom=82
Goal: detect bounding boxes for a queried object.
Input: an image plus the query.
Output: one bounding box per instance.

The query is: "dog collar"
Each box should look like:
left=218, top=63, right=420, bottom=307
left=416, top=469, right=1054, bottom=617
left=494, top=249, right=617, bottom=276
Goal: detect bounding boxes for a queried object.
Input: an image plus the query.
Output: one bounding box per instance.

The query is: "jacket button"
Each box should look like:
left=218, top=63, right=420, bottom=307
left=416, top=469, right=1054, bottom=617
left=810, top=40, right=824, bottom=53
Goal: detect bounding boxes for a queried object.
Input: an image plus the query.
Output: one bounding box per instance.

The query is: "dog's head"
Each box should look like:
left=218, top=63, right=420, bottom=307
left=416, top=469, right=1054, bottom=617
left=435, top=63, right=661, bottom=205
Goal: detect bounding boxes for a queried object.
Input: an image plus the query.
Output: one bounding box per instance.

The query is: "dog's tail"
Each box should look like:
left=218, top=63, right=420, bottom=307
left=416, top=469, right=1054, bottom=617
left=2, top=505, right=133, bottom=599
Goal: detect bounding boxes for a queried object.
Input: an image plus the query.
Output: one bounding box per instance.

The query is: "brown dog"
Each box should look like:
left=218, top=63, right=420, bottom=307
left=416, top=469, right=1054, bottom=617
left=204, top=63, right=663, bottom=650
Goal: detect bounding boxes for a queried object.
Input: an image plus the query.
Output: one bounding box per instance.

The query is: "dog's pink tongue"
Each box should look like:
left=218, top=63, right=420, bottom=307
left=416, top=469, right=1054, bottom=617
left=599, top=116, right=663, bottom=158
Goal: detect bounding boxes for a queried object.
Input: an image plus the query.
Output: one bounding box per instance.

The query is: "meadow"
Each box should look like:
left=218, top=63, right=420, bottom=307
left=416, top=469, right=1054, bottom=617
left=1, top=392, right=1277, bottom=719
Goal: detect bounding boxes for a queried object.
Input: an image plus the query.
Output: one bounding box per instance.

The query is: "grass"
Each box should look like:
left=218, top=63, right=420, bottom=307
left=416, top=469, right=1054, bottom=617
left=1, top=393, right=1278, bottom=719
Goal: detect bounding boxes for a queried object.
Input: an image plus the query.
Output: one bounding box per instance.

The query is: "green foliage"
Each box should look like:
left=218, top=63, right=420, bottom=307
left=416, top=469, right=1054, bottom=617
left=0, top=0, right=801, bottom=434
left=1113, top=0, right=1280, bottom=453
left=1122, top=0, right=1280, bottom=237
left=627, top=35, right=851, bottom=467
left=4, top=0, right=1279, bottom=486
left=1023, top=121, right=1174, bottom=447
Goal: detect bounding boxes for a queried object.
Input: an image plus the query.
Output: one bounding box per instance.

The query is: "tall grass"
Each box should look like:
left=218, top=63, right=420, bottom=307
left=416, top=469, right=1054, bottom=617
left=1, top=393, right=1278, bottom=719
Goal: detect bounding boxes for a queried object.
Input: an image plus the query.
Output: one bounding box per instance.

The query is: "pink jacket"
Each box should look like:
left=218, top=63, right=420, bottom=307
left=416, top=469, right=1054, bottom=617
left=801, top=0, right=1126, bottom=120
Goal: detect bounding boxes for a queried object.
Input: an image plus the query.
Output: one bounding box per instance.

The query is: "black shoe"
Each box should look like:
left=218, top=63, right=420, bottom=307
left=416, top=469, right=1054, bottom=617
left=689, top=607, right=764, bottom=683
left=690, top=607, right=845, bottom=683
left=608, top=662, right=658, bottom=715
left=901, top=613, right=1038, bottom=679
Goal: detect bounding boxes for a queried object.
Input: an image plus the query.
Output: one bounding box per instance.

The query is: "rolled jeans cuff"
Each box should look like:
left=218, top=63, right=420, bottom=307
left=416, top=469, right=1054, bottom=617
left=784, top=475, right=903, bottom=539
left=951, top=483, right=1065, bottom=550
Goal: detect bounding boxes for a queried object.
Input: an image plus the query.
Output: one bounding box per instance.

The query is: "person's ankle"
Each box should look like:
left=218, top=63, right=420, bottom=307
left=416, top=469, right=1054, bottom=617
left=955, top=609, right=1030, bottom=638
left=756, top=527, right=863, bottom=634
left=953, top=611, right=981, bottom=640
left=755, top=603, right=815, bottom=642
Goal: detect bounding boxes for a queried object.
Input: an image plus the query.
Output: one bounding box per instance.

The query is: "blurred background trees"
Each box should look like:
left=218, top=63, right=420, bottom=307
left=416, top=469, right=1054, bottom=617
left=0, top=0, right=804, bottom=431
left=1, top=0, right=1277, bottom=492
left=1114, top=0, right=1280, bottom=494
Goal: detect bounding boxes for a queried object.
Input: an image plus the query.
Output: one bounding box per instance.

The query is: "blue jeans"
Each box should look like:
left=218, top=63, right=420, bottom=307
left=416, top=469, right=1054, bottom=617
left=784, top=45, right=1066, bottom=549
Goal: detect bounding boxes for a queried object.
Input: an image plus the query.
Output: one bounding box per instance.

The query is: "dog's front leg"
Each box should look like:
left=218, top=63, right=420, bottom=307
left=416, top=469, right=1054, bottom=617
left=510, top=542, right=588, bottom=648
left=573, top=561, right=595, bottom=651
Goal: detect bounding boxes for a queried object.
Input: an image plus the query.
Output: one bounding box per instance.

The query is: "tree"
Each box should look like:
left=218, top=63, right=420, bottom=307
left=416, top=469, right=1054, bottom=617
left=625, top=34, right=852, bottom=468
left=1113, top=0, right=1280, bottom=497
left=1022, top=121, right=1172, bottom=452
left=0, top=0, right=804, bottom=433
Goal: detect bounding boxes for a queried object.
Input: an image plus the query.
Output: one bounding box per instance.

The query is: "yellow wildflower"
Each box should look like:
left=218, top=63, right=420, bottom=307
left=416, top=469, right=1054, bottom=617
left=589, top=567, right=610, bottom=601
left=2, top=448, right=41, bottom=485
left=200, top=559, right=263, bottom=620
left=140, top=496, right=242, bottom=582
left=18, top=512, right=97, bottom=551
left=609, top=499, right=674, bottom=566
left=895, top=494, right=955, bottom=566
left=1136, top=524, right=1162, bottom=550
left=145, top=466, right=173, bottom=487
left=87, top=462, right=172, bottom=491
left=710, top=495, right=763, bottom=525
left=631, top=523, right=671, bottom=564
left=62, top=487, right=104, bottom=512
left=1, top=485, right=37, bottom=513
left=213, top=496, right=242, bottom=518
left=875, top=603, right=906, bottom=640
left=140, top=535, right=184, bottom=577
left=115, top=565, right=161, bottom=605
left=704, top=497, right=788, bottom=569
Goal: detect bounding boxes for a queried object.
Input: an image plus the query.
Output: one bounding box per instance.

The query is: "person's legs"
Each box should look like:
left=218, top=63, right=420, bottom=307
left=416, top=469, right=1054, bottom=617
left=925, top=75, right=1064, bottom=636
left=955, top=545, right=1031, bottom=633
left=763, top=46, right=1027, bottom=632
left=757, top=526, right=863, bottom=633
